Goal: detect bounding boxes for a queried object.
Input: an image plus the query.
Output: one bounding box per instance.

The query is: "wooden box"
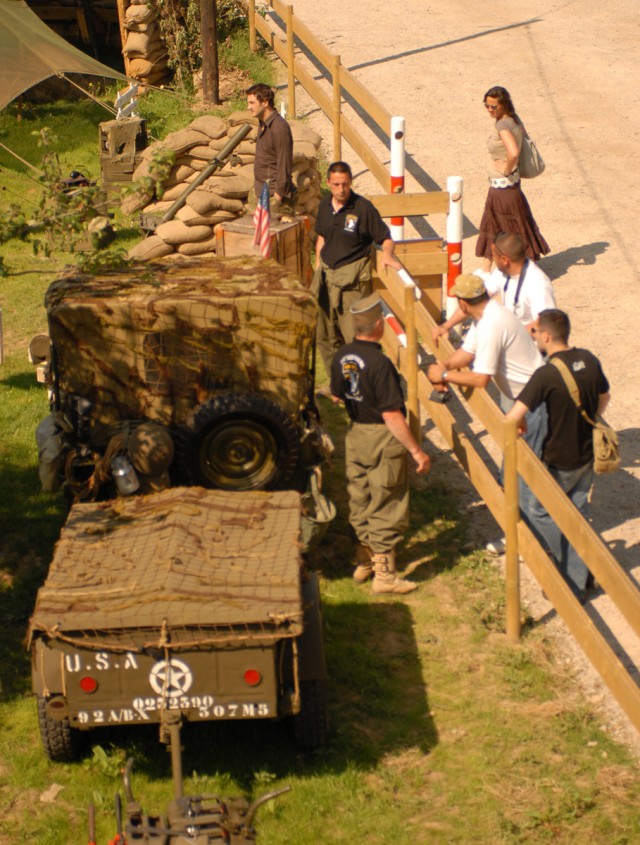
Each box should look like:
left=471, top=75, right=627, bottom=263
left=216, top=216, right=311, bottom=284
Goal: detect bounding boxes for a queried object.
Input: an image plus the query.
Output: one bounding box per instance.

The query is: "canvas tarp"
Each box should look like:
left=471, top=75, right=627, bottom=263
left=0, top=0, right=128, bottom=111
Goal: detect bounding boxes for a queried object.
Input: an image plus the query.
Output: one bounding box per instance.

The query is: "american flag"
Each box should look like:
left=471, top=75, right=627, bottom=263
left=253, top=181, right=271, bottom=259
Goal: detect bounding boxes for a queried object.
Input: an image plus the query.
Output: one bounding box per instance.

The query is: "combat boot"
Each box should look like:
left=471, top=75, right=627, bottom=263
left=371, top=552, right=418, bottom=594
left=353, top=543, right=374, bottom=583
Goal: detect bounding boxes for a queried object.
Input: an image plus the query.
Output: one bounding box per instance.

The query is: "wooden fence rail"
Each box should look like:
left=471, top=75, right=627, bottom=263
left=379, top=262, right=640, bottom=734
left=244, top=0, right=392, bottom=190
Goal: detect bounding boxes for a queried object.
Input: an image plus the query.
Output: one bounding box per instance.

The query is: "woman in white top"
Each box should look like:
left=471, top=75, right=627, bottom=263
left=475, top=86, right=549, bottom=271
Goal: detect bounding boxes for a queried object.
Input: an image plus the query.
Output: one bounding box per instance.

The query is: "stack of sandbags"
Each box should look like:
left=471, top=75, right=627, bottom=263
left=124, top=113, right=323, bottom=261
left=122, top=0, right=169, bottom=88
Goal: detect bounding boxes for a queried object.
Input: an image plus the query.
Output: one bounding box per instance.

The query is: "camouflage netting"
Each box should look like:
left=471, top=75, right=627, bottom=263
left=124, top=112, right=322, bottom=261
left=46, top=256, right=318, bottom=430
left=28, top=487, right=304, bottom=649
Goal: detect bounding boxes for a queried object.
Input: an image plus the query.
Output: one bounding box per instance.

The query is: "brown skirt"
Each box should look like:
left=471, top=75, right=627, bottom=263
left=475, top=184, right=550, bottom=261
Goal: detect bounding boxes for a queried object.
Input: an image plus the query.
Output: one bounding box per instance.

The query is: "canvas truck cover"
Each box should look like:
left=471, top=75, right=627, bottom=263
left=45, top=256, right=318, bottom=429
left=28, top=487, right=304, bottom=650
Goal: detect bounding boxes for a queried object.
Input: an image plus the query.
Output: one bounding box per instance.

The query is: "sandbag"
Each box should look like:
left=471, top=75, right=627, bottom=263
left=186, top=191, right=244, bottom=216
left=123, top=27, right=157, bottom=56
left=290, top=122, right=322, bottom=148
left=190, top=115, right=228, bottom=140
left=155, top=220, right=213, bottom=244
left=125, top=3, right=155, bottom=24
left=188, top=145, right=218, bottom=161
left=293, top=140, right=318, bottom=160
left=176, top=204, right=201, bottom=223
left=128, top=235, right=174, bottom=260
left=184, top=210, right=238, bottom=226
left=162, top=128, right=211, bottom=155
left=176, top=234, right=218, bottom=255
left=199, top=175, right=251, bottom=198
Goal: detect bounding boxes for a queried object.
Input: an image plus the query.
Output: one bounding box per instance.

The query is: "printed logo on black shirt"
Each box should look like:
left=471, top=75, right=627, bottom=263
left=344, top=214, right=357, bottom=233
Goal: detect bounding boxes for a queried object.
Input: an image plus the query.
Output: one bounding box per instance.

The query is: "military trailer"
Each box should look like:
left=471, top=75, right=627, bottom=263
left=29, top=255, right=332, bottom=763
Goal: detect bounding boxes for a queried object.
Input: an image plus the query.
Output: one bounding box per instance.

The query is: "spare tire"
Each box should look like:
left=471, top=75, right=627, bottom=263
left=175, top=393, right=300, bottom=491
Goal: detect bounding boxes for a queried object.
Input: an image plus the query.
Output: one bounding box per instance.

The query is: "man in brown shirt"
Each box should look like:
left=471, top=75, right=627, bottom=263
left=246, top=84, right=295, bottom=216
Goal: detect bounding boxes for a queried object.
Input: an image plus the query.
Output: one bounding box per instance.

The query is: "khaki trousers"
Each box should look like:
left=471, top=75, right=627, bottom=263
left=311, top=255, right=372, bottom=376
left=345, top=422, right=409, bottom=554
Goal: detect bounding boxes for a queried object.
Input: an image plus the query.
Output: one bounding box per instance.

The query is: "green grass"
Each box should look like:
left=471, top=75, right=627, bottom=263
left=1, top=39, right=640, bottom=845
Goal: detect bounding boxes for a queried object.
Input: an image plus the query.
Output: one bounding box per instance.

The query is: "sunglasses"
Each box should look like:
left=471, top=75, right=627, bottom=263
left=484, top=103, right=500, bottom=111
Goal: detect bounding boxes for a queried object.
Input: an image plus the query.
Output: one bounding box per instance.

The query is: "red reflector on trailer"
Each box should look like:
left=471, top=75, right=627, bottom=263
left=79, top=676, right=98, bottom=694
left=243, top=669, right=262, bottom=687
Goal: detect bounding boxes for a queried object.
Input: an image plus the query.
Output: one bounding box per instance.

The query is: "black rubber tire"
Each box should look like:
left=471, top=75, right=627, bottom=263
left=37, top=695, right=82, bottom=762
left=175, top=393, right=300, bottom=491
left=293, top=679, right=329, bottom=750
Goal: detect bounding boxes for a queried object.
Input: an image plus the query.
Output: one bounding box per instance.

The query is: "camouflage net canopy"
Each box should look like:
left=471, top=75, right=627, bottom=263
left=28, top=487, right=304, bottom=650
left=46, top=256, right=318, bottom=432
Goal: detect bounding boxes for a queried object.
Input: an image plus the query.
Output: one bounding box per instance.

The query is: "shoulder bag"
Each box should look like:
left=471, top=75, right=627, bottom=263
left=550, top=358, right=620, bottom=474
left=519, top=126, right=546, bottom=179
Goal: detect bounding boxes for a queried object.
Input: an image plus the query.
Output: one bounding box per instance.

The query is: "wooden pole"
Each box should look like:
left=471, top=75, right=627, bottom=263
left=403, top=285, right=420, bottom=442
left=248, top=0, right=256, bottom=52
left=285, top=4, right=295, bottom=118
left=504, top=417, right=521, bottom=643
left=201, top=0, right=220, bottom=105
left=332, top=54, right=342, bottom=161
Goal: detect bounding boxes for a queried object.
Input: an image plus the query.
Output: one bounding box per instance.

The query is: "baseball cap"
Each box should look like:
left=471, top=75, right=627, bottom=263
left=449, top=273, right=487, bottom=300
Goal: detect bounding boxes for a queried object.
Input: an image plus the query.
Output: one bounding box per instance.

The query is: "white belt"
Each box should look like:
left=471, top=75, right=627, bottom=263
left=489, top=173, right=520, bottom=189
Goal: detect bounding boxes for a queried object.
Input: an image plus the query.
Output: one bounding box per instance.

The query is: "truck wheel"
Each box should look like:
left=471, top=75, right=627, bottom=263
left=176, top=393, right=300, bottom=491
left=37, top=696, right=82, bottom=762
left=293, top=679, right=329, bottom=750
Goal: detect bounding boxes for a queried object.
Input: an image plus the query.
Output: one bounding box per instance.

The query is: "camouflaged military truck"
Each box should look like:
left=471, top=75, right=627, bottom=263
left=29, top=255, right=332, bottom=761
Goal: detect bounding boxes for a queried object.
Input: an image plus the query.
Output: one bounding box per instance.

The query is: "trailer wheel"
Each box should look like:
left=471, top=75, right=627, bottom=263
left=293, top=679, right=329, bottom=750
left=175, top=393, right=300, bottom=491
left=37, top=696, right=82, bottom=762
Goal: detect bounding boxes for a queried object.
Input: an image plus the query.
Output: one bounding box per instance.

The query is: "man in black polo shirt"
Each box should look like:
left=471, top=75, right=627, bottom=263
left=314, top=161, right=400, bottom=374
left=246, top=83, right=295, bottom=216
left=505, top=309, right=611, bottom=601
left=330, top=294, right=431, bottom=594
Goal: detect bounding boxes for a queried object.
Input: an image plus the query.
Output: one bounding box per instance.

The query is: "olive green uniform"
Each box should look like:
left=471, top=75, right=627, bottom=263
left=330, top=338, right=409, bottom=553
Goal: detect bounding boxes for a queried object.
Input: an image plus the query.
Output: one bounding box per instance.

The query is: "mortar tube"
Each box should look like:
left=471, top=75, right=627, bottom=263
left=160, top=122, right=253, bottom=224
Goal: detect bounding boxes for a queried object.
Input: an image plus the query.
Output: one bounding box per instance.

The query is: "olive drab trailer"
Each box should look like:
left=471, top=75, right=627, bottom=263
left=30, top=255, right=333, bottom=769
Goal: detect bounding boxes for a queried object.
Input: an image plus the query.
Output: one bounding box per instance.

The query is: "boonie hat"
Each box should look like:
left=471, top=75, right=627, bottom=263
left=350, top=293, right=383, bottom=327
left=449, top=273, right=487, bottom=300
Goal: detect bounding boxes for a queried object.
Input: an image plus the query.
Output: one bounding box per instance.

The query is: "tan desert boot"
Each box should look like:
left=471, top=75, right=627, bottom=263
left=371, top=552, right=418, bottom=594
left=353, top=543, right=374, bottom=582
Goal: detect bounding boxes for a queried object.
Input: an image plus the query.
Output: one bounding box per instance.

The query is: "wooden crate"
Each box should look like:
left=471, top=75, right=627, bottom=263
left=216, top=216, right=311, bottom=283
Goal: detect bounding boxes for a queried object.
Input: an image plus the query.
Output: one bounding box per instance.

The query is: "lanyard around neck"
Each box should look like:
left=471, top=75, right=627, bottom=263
left=503, top=259, right=529, bottom=306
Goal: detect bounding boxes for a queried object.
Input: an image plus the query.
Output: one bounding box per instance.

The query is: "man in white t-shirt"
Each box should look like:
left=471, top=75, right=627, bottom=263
left=427, top=274, right=545, bottom=547
left=432, top=232, right=555, bottom=343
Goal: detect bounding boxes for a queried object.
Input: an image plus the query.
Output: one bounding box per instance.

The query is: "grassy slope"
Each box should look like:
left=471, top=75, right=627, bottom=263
left=1, top=41, right=639, bottom=845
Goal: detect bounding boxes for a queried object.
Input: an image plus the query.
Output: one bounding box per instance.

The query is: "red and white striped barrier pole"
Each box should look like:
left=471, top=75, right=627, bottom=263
left=446, top=175, right=463, bottom=319
left=381, top=272, right=424, bottom=364
left=390, top=116, right=405, bottom=242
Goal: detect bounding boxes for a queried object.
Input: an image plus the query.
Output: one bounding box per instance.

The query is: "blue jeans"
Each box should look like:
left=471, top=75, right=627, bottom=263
left=529, top=462, right=594, bottom=598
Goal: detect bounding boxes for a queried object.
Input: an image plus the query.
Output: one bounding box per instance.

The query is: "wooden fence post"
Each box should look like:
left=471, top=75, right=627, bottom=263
left=332, top=54, right=342, bottom=161
left=504, top=417, right=521, bottom=643
left=248, top=0, right=256, bottom=52
left=285, top=4, right=295, bottom=118
left=403, top=286, right=420, bottom=442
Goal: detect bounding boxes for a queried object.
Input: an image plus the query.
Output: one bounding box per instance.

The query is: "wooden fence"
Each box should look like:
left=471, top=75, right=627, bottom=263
left=244, top=2, right=640, bottom=735
left=245, top=0, right=392, bottom=190
left=377, top=256, right=640, bottom=735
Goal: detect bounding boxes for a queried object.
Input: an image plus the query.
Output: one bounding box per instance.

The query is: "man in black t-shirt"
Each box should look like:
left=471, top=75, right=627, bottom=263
left=330, top=294, right=430, bottom=594
left=313, top=161, right=400, bottom=375
left=505, top=309, right=611, bottom=600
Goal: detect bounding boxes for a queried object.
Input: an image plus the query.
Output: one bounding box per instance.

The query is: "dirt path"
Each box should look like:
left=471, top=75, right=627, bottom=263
left=280, top=0, right=640, bottom=748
